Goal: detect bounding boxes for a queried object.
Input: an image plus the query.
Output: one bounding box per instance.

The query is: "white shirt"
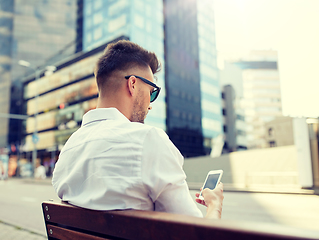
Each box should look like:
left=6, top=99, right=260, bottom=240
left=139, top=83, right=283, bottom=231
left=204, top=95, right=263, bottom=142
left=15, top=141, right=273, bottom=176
left=52, top=108, right=202, bottom=217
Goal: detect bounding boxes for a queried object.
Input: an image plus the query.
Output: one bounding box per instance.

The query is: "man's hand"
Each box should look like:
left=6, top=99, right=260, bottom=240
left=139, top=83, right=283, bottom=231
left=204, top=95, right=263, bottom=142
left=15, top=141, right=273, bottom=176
left=195, top=182, right=224, bottom=219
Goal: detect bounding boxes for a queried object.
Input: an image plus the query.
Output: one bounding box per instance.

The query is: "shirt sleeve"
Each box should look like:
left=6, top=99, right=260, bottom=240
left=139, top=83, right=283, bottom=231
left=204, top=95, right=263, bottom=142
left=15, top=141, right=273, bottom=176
left=141, top=127, right=203, bottom=218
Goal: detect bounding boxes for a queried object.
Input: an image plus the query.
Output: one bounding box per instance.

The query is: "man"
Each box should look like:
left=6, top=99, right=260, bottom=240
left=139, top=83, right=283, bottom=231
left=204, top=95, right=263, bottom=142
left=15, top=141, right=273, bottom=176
left=52, top=40, right=223, bottom=219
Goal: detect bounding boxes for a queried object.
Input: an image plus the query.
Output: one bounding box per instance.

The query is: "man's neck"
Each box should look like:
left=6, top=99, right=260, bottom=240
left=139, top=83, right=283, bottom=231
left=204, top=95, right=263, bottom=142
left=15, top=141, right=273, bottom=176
left=97, top=97, right=132, bottom=121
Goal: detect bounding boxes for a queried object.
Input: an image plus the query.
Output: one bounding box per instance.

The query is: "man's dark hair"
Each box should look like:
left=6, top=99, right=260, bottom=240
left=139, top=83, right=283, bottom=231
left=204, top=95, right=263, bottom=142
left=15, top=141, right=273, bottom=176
left=95, top=40, right=161, bottom=90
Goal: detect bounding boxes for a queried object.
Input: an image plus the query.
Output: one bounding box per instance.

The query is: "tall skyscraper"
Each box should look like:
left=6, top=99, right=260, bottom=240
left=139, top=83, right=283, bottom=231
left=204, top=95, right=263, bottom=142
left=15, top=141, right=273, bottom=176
left=164, top=0, right=222, bottom=156
left=79, top=0, right=222, bottom=157
left=0, top=0, right=77, bottom=149
left=234, top=50, right=282, bottom=149
left=0, top=1, right=14, bottom=148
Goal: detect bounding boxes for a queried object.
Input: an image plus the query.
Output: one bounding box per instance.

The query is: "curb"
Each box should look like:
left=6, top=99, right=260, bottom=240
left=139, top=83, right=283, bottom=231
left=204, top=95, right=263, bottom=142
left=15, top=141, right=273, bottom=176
left=187, top=183, right=318, bottom=195
left=23, top=178, right=52, bottom=185
left=4, top=177, right=52, bottom=185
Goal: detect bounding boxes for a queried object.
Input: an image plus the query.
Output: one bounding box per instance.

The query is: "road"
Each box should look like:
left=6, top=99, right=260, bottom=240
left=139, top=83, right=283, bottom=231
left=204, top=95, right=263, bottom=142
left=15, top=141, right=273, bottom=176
left=0, top=178, right=319, bottom=238
left=189, top=190, right=319, bottom=232
left=0, top=179, right=60, bottom=237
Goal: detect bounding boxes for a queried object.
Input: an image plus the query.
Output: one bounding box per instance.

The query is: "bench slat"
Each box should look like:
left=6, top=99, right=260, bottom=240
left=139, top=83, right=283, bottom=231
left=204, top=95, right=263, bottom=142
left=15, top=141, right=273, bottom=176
left=42, top=201, right=319, bottom=240
left=46, top=224, right=113, bottom=240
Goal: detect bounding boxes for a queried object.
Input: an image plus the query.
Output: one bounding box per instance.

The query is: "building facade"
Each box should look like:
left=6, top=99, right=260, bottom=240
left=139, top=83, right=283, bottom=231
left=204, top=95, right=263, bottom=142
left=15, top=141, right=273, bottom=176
left=197, top=0, right=222, bottom=146
left=0, top=0, right=77, bottom=149
left=164, top=0, right=222, bottom=156
left=234, top=50, right=282, bottom=149
left=0, top=0, right=14, bottom=148
left=264, top=116, right=294, bottom=148
left=219, top=60, right=247, bottom=153
left=221, top=85, right=247, bottom=152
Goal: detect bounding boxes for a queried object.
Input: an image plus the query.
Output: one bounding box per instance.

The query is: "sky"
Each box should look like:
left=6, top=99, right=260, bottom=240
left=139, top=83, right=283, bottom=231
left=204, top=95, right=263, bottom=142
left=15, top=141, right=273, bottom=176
left=213, top=0, right=319, bottom=117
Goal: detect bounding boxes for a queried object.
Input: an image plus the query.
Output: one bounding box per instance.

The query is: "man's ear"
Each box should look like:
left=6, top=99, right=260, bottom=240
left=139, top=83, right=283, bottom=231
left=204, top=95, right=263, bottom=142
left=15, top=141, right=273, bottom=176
left=127, top=76, right=137, bottom=96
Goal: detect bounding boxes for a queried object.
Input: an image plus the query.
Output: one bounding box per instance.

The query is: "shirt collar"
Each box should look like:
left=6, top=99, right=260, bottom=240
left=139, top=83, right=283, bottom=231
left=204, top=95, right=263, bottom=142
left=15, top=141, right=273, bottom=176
left=81, top=108, right=130, bottom=127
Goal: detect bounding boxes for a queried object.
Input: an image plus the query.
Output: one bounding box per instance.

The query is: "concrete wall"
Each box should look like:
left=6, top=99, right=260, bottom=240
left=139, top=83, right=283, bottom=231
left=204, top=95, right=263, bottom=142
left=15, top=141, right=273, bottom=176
left=265, top=116, right=294, bottom=147
left=184, top=145, right=299, bottom=189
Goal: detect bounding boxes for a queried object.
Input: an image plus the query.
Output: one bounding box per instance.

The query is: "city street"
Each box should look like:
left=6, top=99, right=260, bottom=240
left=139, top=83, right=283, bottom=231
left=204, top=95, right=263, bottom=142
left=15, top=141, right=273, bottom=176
left=0, top=178, right=319, bottom=239
left=0, top=178, right=60, bottom=238
left=189, top=190, right=319, bottom=232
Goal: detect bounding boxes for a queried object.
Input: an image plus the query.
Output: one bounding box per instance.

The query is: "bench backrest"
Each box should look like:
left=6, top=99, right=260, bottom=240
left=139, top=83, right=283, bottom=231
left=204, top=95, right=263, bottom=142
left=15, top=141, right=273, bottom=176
left=42, top=200, right=319, bottom=240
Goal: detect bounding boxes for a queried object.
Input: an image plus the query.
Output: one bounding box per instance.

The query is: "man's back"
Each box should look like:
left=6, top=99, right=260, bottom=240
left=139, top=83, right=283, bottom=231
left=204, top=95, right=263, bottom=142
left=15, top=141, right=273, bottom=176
left=52, top=108, right=202, bottom=217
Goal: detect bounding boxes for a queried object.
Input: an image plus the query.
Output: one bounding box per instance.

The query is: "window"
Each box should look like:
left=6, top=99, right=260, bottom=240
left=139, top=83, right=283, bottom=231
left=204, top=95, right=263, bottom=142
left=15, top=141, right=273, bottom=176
left=134, top=14, right=144, bottom=29
left=146, top=22, right=152, bottom=33
left=108, top=0, right=128, bottom=16
left=268, top=128, right=274, bottom=137
left=108, top=14, right=126, bottom=32
left=236, top=114, right=245, bottom=121
left=86, top=33, right=92, bottom=43
left=94, top=0, right=102, bottom=10
left=86, top=18, right=92, bottom=29
left=237, top=130, right=246, bottom=136
left=93, top=13, right=103, bottom=25
left=93, top=27, right=102, bottom=40
left=85, top=3, right=92, bottom=16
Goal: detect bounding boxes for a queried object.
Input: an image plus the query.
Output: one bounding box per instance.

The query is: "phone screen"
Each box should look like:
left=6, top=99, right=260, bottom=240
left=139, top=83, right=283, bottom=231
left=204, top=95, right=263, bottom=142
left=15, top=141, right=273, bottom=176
left=203, top=173, right=220, bottom=190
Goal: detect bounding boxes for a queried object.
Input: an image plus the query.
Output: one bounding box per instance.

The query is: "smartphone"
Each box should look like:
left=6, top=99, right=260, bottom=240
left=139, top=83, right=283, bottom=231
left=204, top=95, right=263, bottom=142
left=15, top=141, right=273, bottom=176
left=198, top=170, right=223, bottom=200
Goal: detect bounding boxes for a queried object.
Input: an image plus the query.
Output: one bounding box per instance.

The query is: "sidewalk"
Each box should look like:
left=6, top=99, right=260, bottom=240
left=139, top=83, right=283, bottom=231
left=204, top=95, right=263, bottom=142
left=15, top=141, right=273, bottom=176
left=0, top=221, right=46, bottom=240
left=0, top=177, right=52, bottom=239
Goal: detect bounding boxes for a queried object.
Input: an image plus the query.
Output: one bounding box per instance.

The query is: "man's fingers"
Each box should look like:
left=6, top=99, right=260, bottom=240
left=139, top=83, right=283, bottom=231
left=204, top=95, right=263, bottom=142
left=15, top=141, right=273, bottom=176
left=195, top=198, right=206, bottom=206
left=217, top=182, right=224, bottom=193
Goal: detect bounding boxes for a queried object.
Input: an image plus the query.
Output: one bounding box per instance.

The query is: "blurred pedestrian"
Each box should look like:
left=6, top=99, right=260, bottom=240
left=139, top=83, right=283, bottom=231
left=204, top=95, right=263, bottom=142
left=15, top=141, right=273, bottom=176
left=0, top=154, right=9, bottom=180
left=49, top=158, right=56, bottom=176
left=43, top=159, right=50, bottom=177
left=35, top=161, right=46, bottom=180
left=0, top=161, right=5, bottom=180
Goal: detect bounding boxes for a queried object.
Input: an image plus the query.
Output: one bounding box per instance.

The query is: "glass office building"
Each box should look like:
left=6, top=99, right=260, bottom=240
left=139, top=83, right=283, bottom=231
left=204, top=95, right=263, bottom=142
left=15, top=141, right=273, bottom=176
left=234, top=50, right=282, bottom=149
left=0, top=0, right=77, bottom=149
left=0, top=1, right=14, bottom=148
left=197, top=1, right=222, bottom=144
left=164, top=0, right=222, bottom=156
left=11, top=0, right=76, bottom=81
left=164, top=0, right=203, bottom=156
left=82, top=0, right=166, bottom=130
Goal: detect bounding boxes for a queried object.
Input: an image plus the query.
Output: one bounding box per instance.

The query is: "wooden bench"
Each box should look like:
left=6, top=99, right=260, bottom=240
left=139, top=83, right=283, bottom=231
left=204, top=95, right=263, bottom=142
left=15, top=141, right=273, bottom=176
left=42, top=200, right=319, bottom=240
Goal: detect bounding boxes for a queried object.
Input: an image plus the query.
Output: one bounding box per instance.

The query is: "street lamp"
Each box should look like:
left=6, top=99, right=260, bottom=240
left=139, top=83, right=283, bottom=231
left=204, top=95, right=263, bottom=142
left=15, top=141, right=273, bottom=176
left=19, top=60, right=56, bottom=177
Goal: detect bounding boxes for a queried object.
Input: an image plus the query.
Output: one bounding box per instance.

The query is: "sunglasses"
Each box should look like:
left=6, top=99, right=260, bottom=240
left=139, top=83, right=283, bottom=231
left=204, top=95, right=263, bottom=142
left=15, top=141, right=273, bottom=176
left=125, top=75, right=161, bottom=103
